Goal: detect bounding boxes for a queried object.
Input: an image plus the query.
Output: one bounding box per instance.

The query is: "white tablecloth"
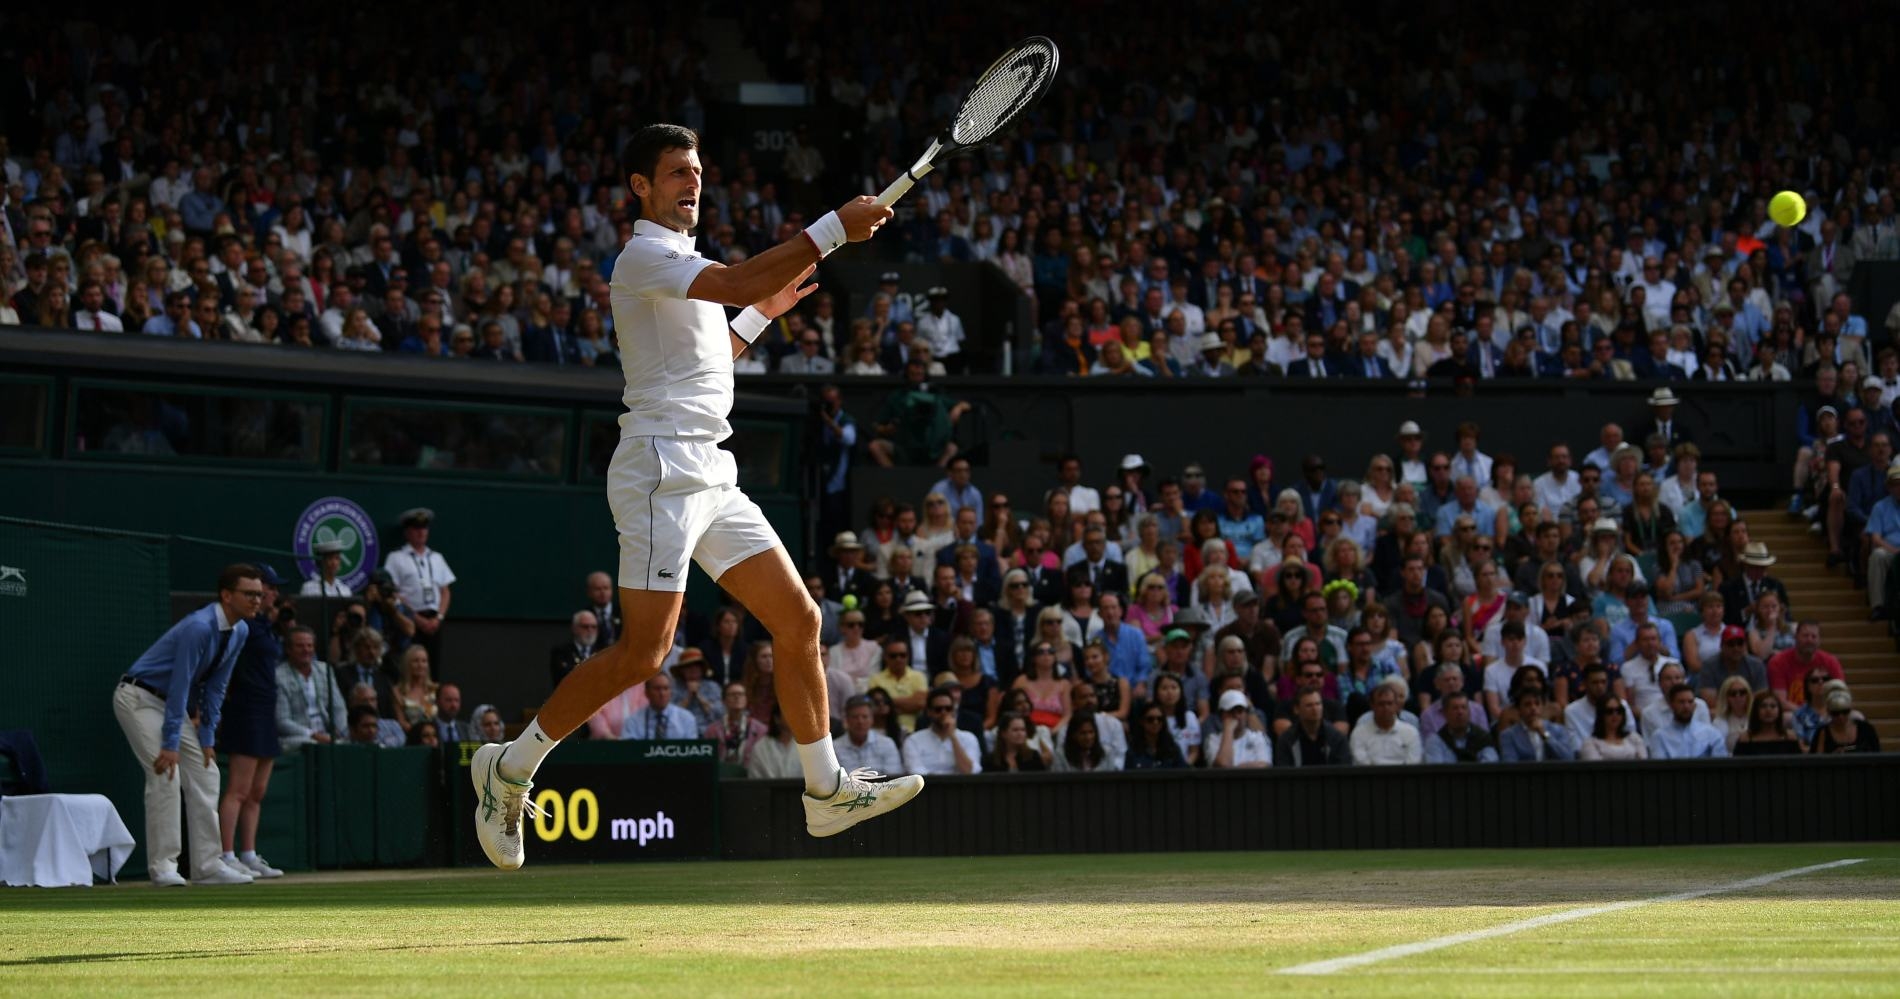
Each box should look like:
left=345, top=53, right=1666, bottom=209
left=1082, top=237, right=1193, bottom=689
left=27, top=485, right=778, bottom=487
left=0, top=794, right=136, bottom=887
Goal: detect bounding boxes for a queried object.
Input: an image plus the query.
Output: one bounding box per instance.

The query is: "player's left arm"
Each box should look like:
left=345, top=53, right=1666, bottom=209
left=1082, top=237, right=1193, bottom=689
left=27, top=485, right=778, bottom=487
left=729, top=264, right=819, bottom=359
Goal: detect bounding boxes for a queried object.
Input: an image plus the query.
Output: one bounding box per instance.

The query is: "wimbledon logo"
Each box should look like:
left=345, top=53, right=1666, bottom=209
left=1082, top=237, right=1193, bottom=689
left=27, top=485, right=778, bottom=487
left=292, top=496, right=380, bottom=592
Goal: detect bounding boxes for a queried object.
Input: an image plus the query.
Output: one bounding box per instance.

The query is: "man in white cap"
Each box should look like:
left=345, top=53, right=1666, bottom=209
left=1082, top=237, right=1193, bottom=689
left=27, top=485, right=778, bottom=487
left=383, top=508, right=454, bottom=674
left=826, top=532, right=873, bottom=603
left=1188, top=330, right=1234, bottom=377
left=1117, top=453, right=1151, bottom=511
left=915, top=286, right=965, bottom=373
left=1204, top=688, right=1272, bottom=768
left=300, top=539, right=353, bottom=598
left=1638, top=386, right=1692, bottom=448
left=867, top=271, right=913, bottom=325
left=898, top=590, right=949, bottom=675
left=1720, top=543, right=1791, bottom=627
left=1396, top=421, right=1428, bottom=486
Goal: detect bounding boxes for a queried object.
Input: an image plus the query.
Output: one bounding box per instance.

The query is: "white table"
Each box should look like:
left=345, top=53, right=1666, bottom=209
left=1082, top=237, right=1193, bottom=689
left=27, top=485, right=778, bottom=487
left=0, top=794, right=136, bottom=887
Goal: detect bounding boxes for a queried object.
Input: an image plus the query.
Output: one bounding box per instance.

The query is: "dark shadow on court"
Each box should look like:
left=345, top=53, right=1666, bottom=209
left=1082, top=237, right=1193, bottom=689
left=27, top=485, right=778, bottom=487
left=0, top=936, right=626, bottom=967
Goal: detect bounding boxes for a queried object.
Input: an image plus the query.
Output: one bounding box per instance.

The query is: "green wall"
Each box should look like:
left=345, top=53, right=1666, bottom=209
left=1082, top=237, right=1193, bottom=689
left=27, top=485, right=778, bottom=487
left=1, top=460, right=801, bottom=619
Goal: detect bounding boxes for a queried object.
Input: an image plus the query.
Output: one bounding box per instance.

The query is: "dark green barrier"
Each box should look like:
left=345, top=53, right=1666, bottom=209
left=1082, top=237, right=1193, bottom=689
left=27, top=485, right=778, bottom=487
left=447, top=740, right=719, bottom=864
left=304, top=744, right=446, bottom=868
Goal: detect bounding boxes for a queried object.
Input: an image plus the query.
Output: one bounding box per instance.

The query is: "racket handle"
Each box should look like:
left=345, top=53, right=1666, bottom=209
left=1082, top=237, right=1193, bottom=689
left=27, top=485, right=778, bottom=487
left=873, top=173, right=918, bottom=208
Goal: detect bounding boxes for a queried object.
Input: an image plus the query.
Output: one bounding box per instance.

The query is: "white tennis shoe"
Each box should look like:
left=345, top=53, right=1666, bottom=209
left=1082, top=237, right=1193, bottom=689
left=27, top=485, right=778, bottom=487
left=803, top=767, right=924, bottom=838
left=471, top=742, right=535, bottom=870
left=239, top=855, right=285, bottom=879
left=195, top=863, right=254, bottom=886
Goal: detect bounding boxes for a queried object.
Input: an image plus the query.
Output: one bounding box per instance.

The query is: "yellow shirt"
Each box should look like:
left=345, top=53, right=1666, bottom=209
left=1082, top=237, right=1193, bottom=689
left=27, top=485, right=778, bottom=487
left=868, top=668, right=928, bottom=731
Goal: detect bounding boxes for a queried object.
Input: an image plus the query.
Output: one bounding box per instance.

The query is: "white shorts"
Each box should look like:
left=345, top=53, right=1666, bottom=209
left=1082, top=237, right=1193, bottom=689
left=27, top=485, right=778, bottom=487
left=608, top=436, right=781, bottom=592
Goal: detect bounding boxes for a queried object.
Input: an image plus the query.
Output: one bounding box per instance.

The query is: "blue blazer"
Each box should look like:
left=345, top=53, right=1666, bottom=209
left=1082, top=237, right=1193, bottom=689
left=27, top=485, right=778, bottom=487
left=1293, top=479, right=1340, bottom=521
left=1497, top=721, right=1580, bottom=762
left=522, top=323, right=583, bottom=365
left=1346, top=354, right=1395, bottom=378
left=936, top=538, right=1002, bottom=589
left=125, top=603, right=247, bottom=752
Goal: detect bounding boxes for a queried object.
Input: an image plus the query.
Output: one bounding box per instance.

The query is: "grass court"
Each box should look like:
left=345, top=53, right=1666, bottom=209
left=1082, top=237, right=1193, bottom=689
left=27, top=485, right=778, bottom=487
left=3, top=844, right=1896, bottom=997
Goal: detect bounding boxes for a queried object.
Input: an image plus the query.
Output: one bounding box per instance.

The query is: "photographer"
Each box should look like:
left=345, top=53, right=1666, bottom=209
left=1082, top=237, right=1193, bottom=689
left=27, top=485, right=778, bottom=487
left=362, top=569, right=417, bottom=656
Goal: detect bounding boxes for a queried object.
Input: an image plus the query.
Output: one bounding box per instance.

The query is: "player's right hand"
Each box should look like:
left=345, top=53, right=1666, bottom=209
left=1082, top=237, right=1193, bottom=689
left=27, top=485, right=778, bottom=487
left=154, top=749, right=179, bottom=777
left=838, top=196, right=893, bottom=242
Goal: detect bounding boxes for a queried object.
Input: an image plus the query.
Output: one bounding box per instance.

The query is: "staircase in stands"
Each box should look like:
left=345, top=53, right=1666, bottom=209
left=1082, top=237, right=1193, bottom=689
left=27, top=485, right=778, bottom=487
left=1743, top=511, right=1900, bottom=737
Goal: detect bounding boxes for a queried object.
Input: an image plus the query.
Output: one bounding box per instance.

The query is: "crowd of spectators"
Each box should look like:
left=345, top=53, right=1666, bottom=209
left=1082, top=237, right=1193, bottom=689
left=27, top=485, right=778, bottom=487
left=550, top=399, right=1884, bottom=773
left=9, top=4, right=1900, bottom=384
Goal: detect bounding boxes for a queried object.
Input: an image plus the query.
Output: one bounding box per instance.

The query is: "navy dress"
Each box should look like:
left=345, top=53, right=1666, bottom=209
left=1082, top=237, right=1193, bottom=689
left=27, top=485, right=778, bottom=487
left=218, top=613, right=283, bottom=758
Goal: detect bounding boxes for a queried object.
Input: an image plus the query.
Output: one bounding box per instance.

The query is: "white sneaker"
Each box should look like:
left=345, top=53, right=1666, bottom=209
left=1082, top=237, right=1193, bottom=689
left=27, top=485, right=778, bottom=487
left=150, top=869, right=187, bottom=888
left=470, top=742, right=535, bottom=870
left=803, top=767, right=924, bottom=839
left=195, top=863, right=254, bottom=885
left=239, top=855, right=285, bottom=879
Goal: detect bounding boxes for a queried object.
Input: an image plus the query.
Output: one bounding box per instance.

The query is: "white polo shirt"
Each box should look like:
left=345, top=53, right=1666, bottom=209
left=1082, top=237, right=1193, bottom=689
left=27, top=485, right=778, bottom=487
left=901, top=728, right=983, bottom=775
left=383, top=546, right=455, bottom=612
left=608, top=219, right=736, bottom=442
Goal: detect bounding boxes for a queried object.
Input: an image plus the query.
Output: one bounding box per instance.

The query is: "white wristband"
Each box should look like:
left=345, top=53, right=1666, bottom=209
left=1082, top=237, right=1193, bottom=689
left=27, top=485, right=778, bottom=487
left=803, top=211, right=847, bottom=258
left=731, top=306, right=771, bottom=345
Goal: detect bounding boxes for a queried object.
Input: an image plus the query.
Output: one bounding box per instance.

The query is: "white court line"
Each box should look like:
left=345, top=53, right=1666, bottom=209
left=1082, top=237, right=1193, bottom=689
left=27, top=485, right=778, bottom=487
left=1278, top=858, right=1866, bottom=976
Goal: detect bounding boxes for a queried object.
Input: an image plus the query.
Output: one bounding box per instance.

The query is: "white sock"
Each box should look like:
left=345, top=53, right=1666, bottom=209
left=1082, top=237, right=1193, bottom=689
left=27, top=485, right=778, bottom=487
left=797, top=738, right=842, bottom=797
left=239, top=850, right=260, bottom=864
left=497, top=719, right=557, bottom=782
left=221, top=851, right=238, bottom=865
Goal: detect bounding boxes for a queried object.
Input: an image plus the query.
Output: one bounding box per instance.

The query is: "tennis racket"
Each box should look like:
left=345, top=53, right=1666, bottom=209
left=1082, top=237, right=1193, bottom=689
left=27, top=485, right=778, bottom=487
left=873, top=36, right=1061, bottom=208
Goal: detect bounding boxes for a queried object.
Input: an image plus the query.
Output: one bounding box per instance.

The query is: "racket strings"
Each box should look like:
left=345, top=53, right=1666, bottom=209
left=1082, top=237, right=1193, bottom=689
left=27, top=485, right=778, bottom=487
left=951, top=39, right=1058, bottom=145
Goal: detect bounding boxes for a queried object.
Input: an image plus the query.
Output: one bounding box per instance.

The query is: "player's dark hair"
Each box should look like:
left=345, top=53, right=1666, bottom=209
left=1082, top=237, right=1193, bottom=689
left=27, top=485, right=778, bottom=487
left=622, top=123, right=699, bottom=188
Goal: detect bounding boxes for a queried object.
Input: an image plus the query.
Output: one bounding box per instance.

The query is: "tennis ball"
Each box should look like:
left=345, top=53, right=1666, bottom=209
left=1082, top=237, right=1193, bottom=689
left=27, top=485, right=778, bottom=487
left=842, top=594, right=858, bottom=611
left=1769, top=190, right=1806, bottom=228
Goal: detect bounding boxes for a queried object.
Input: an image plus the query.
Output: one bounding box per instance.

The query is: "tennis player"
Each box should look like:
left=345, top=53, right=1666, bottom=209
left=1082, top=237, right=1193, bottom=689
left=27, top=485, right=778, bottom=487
left=471, top=124, right=923, bottom=870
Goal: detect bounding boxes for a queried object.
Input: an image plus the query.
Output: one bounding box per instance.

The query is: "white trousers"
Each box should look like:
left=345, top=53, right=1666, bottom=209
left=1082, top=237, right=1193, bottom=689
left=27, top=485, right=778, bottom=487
left=111, top=682, right=222, bottom=878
